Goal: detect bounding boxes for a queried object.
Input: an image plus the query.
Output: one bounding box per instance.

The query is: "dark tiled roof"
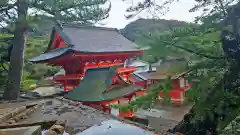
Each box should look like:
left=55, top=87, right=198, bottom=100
left=135, top=71, right=188, bottom=80
left=135, top=72, right=155, bottom=80
left=62, top=24, right=141, bottom=52
left=129, top=74, right=145, bottom=82
left=28, top=46, right=72, bottom=62
left=28, top=24, right=143, bottom=63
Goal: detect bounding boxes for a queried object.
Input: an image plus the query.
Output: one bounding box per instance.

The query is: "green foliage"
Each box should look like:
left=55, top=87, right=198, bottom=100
left=121, top=15, right=227, bottom=109
left=0, top=34, right=59, bottom=91
left=0, top=34, right=13, bottom=89
left=22, top=36, right=60, bottom=90
left=221, top=116, right=240, bottom=135
left=21, top=79, right=38, bottom=91
left=36, top=79, right=55, bottom=87
left=147, top=27, right=222, bottom=59
left=34, top=0, right=110, bottom=23
left=0, top=0, right=111, bottom=26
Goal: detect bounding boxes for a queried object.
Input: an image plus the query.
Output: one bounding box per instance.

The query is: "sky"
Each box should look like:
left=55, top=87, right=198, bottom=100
left=99, top=0, right=202, bottom=29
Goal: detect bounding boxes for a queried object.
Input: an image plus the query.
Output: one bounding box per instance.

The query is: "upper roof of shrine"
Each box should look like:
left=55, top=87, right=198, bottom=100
left=58, top=24, right=141, bottom=52
left=28, top=23, right=143, bottom=63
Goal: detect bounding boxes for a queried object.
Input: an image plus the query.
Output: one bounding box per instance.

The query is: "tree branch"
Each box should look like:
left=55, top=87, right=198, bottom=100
left=162, top=40, right=227, bottom=60
left=0, top=15, right=11, bottom=24
left=59, top=1, right=107, bottom=12
left=216, top=0, right=227, bottom=18
left=5, top=10, right=13, bottom=20
left=0, top=3, right=16, bottom=13
left=173, top=44, right=226, bottom=59
left=0, top=61, right=8, bottom=72
left=30, top=3, right=56, bottom=16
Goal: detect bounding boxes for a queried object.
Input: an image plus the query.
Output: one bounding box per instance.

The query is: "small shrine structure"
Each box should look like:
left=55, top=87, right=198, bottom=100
left=132, top=57, right=192, bottom=105
left=133, top=71, right=192, bottom=105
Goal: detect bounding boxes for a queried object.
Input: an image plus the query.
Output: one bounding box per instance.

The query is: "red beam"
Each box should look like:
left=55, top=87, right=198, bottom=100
left=72, top=51, right=143, bottom=57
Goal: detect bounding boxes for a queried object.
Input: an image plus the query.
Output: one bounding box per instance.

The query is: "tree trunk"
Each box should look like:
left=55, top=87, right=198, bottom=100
left=3, top=0, right=28, bottom=100
left=170, top=62, right=240, bottom=135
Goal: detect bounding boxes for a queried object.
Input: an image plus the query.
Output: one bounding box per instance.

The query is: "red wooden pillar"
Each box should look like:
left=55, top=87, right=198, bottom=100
left=102, top=104, right=111, bottom=113
left=64, top=79, right=67, bottom=91
left=145, top=80, right=148, bottom=92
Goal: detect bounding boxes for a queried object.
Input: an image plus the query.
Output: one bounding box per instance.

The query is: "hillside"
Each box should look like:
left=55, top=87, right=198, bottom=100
left=121, top=18, right=194, bottom=42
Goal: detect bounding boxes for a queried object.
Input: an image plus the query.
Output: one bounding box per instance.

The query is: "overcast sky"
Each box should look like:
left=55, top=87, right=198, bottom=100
left=98, top=0, right=202, bottom=29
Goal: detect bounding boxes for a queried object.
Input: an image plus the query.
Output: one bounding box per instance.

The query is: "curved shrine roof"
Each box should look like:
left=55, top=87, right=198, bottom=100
left=28, top=46, right=71, bottom=62
left=64, top=66, right=142, bottom=102
left=29, top=24, right=142, bottom=62
left=62, top=24, right=141, bottom=52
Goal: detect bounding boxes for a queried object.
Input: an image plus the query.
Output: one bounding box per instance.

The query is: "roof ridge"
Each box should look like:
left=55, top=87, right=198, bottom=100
left=61, top=23, right=118, bottom=31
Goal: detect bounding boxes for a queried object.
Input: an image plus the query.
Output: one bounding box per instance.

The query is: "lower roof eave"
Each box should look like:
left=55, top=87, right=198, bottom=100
left=28, top=50, right=143, bottom=64
left=27, top=46, right=72, bottom=63
left=65, top=85, right=142, bottom=103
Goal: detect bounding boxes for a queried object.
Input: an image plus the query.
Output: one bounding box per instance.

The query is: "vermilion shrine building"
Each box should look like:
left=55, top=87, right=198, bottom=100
left=29, top=24, right=191, bottom=118
left=29, top=24, right=144, bottom=117
left=29, top=24, right=142, bottom=89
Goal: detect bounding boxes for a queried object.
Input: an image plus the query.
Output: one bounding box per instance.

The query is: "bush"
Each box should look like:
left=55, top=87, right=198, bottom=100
left=21, top=79, right=38, bottom=91
left=37, top=79, right=55, bottom=87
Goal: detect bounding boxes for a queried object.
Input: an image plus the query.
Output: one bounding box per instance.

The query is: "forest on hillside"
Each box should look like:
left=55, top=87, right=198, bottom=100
left=1, top=0, right=240, bottom=135
left=121, top=18, right=195, bottom=42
